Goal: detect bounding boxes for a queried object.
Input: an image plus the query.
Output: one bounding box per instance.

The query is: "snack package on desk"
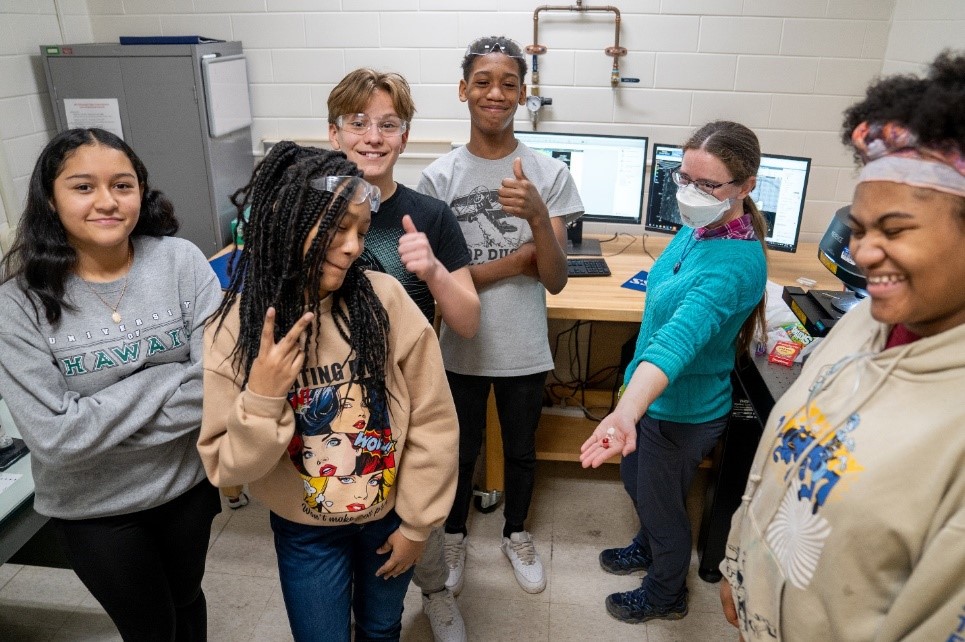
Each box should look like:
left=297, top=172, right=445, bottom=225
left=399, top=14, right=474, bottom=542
left=768, top=340, right=803, bottom=367
left=763, top=281, right=821, bottom=363
left=765, top=325, right=821, bottom=364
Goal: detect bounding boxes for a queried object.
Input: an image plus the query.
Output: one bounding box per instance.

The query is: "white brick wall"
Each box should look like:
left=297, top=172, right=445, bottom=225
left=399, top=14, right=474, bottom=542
left=0, top=0, right=82, bottom=227
left=1, top=0, right=963, bottom=244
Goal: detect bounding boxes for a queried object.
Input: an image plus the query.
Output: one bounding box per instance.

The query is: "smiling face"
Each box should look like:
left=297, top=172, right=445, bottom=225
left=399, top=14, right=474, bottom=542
left=459, top=52, right=526, bottom=138
left=328, top=89, right=407, bottom=193
left=849, top=181, right=965, bottom=336
left=51, top=143, right=142, bottom=257
left=301, top=431, right=358, bottom=477
left=302, top=198, right=372, bottom=299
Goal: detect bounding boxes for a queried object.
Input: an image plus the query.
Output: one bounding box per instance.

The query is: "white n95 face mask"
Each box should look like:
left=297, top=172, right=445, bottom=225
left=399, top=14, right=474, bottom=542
left=675, top=183, right=731, bottom=228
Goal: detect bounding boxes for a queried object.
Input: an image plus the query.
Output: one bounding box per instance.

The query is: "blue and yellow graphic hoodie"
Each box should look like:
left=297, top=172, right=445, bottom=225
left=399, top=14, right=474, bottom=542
left=199, top=272, right=458, bottom=542
left=723, top=300, right=965, bottom=641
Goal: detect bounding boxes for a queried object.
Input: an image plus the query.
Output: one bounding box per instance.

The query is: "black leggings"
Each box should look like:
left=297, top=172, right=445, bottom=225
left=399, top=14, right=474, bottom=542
left=52, top=480, right=221, bottom=641
left=445, top=370, right=548, bottom=533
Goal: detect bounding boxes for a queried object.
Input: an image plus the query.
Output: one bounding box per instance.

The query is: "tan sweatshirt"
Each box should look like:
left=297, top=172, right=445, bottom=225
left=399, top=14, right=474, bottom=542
left=199, top=271, right=458, bottom=542
left=723, top=301, right=965, bottom=641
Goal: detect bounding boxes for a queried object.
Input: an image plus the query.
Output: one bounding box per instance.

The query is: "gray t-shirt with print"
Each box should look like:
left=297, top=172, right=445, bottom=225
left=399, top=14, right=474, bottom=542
left=417, top=142, right=583, bottom=377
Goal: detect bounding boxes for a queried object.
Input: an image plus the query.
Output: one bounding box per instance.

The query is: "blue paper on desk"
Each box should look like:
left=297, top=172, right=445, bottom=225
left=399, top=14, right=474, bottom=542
left=621, top=270, right=649, bottom=292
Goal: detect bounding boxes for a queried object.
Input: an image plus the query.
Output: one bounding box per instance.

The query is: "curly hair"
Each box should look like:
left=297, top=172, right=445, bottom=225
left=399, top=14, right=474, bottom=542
left=841, top=50, right=965, bottom=160
left=683, top=120, right=768, bottom=354
left=209, top=142, right=390, bottom=410
left=0, top=128, right=178, bottom=324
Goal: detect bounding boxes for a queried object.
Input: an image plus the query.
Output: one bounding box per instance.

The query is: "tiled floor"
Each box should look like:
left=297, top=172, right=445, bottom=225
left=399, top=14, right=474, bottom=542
left=0, top=461, right=738, bottom=641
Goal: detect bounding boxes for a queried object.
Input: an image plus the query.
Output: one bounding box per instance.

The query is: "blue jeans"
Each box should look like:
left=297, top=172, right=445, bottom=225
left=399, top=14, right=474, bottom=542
left=621, top=413, right=727, bottom=606
left=270, top=510, right=413, bottom=642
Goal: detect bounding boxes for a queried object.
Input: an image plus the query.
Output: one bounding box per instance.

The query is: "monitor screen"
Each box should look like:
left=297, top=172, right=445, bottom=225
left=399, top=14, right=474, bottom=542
left=645, top=144, right=812, bottom=253
left=514, top=131, right=648, bottom=225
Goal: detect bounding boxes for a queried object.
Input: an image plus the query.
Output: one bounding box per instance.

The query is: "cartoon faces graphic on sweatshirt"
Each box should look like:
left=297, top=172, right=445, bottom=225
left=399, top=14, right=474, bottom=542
left=286, top=382, right=396, bottom=517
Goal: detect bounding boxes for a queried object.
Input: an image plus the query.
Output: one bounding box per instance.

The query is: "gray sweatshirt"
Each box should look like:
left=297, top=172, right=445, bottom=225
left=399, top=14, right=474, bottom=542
left=0, top=236, right=221, bottom=519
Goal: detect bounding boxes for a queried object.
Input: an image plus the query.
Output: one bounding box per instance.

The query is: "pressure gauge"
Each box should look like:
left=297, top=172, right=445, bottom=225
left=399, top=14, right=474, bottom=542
left=526, top=96, right=550, bottom=114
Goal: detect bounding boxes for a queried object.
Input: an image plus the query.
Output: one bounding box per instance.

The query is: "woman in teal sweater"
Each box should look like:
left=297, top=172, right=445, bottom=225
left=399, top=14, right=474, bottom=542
left=580, top=120, right=768, bottom=624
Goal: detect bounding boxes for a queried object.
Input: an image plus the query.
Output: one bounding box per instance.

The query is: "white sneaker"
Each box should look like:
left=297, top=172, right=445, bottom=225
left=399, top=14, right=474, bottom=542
left=501, top=531, right=546, bottom=594
left=443, top=533, right=467, bottom=596
left=422, top=588, right=467, bottom=642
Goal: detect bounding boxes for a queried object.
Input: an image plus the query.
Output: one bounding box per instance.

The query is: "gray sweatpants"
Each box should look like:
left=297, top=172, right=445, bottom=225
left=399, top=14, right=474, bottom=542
left=412, top=526, right=447, bottom=593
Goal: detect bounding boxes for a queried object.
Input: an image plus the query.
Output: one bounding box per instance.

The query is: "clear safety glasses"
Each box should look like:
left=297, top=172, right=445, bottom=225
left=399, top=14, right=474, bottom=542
left=310, top=175, right=381, bottom=213
left=464, top=37, right=525, bottom=60
left=335, top=113, right=408, bottom=138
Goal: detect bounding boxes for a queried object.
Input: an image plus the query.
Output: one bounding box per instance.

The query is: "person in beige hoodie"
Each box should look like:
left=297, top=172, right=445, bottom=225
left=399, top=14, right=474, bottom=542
left=199, top=142, right=458, bottom=642
left=720, top=50, right=965, bottom=641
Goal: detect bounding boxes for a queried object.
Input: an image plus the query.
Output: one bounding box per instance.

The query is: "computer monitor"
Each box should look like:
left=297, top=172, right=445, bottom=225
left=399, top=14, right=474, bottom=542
left=644, top=144, right=812, bottom=253
left=515, top=131, right=648, bottom=254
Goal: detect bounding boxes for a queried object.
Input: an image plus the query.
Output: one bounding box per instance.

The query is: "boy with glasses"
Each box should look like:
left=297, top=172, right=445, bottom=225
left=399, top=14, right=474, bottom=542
left=327, top=68, right=478, bottom=642
left=417, top=36, right=584, bottom=596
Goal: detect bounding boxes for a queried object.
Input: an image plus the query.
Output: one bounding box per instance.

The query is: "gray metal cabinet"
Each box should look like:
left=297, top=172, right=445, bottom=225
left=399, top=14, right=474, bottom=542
left=41, top=42, right=253, bottom=256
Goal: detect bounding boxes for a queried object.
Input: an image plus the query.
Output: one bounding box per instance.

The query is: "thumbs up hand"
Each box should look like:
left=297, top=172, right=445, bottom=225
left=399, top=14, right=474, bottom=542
left=498, top=157, right=549, bottom=223
left=398, top=214, right=441, bottom=282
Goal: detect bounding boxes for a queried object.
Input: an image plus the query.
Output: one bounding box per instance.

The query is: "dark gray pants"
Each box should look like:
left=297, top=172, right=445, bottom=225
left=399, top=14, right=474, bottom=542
left=621, top=413, right=727, bottom=606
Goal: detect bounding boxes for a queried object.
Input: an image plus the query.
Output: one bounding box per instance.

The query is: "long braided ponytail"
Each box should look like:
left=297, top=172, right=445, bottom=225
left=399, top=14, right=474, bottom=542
left=210, top=142, right=390, bottom=409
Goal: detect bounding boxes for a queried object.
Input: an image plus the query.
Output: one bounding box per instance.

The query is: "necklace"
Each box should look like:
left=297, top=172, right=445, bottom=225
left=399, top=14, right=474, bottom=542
left=83, top=244, right=133, bottom=324
left=673, top=232, right=698, bottom=274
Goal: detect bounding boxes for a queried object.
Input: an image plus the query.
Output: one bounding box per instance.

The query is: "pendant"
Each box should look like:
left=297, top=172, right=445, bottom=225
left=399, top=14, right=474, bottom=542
left=112, top=311, right=122, bottom=324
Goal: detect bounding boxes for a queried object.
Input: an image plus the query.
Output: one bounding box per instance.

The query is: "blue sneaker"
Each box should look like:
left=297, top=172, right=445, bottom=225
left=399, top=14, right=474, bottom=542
left=599, top=540, right=652, bottom=575
left=605, top=586, right=688, bottom=624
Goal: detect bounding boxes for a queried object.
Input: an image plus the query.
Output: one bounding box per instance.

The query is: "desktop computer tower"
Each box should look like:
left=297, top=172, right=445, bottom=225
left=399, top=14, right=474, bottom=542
left=40, top=42, right=254, bottom=256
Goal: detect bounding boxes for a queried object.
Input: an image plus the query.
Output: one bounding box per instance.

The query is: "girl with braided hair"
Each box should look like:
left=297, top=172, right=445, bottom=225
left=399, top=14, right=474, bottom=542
left=198, top=143, right=458, bottom=642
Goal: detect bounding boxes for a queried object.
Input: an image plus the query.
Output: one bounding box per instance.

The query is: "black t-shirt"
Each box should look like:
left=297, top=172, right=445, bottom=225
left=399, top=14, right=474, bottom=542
left=357, top=184, right=471, bottom=322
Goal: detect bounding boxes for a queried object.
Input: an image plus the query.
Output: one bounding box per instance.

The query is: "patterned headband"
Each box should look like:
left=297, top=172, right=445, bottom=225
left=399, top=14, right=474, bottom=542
left=851, top=121, right=965, bottom=197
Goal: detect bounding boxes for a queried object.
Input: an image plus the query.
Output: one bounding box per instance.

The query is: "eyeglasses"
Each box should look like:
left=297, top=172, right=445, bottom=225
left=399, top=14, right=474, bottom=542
left=335, top=114, right=408, bottom=138
left=671, top=168, right=740, bottom=194
left=464, top=37, right=525, bottom=60
left=310, top=175, right=381, bottom=213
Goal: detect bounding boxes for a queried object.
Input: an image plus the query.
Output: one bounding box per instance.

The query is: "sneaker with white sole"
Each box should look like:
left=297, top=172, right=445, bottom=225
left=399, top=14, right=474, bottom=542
left=422, top=588, right=467, bottom=642
left=501, top=531, right=546, bottom=594
left=443, top=533, right=467, bottom=596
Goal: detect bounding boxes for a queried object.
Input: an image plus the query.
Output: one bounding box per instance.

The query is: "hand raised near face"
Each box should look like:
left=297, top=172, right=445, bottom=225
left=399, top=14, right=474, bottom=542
left=498, top=157, right=549, bottom=223
left=398, top=214, right=441, bottom=282
left=246, top=307, right=315, bottom=398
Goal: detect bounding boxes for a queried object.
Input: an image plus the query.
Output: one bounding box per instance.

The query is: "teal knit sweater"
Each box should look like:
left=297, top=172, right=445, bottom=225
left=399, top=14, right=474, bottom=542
left=623, top=229, right=767, bottom=423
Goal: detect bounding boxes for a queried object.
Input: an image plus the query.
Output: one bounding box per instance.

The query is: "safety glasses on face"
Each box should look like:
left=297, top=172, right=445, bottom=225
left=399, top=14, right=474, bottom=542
left=335, top=114, right=408, bottom=138
left=311, top=175, right=381, bottom=213
left=464, top=37, right=525, bottom=60
left=671, top=168, right=739, bottom=195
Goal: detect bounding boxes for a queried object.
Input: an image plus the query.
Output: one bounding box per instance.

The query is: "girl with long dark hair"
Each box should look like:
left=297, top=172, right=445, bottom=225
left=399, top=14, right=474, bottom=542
left=198, top=143, right=457, bottom=642
left=0, top=127, right=222, bottom=640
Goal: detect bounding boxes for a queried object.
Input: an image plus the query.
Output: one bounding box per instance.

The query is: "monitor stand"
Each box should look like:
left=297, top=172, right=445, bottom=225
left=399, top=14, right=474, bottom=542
left=566, top=238, right=602, bottom=256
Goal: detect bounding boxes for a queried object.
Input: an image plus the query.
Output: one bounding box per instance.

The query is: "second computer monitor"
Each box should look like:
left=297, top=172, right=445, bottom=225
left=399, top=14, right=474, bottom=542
left=645, top=143, right=811, bottom=253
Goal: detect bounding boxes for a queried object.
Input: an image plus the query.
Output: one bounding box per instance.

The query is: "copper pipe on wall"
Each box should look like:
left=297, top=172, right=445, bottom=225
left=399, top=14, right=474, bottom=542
left=527, top=1, right=627, bottom=88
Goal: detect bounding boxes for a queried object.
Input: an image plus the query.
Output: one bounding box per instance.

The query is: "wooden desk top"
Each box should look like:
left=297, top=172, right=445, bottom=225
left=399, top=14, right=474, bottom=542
left=550, top=234, right=844, bottom=323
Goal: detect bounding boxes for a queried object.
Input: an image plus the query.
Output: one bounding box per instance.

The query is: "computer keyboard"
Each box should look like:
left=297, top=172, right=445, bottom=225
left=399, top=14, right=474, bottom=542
left=567, top=257, right=611, bottom=277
